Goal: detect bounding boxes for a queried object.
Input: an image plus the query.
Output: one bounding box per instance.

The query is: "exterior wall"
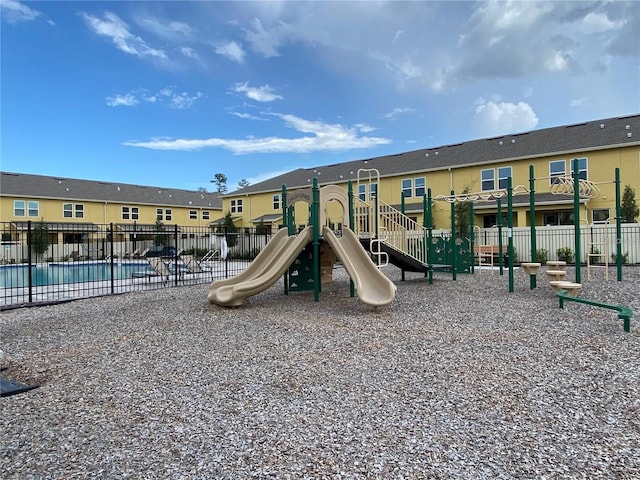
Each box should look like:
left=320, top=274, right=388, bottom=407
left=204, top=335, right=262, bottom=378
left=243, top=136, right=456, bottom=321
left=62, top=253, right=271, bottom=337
left=222, top=144, right=639, bottom=231
left=1, top=196, right=219, bottom=228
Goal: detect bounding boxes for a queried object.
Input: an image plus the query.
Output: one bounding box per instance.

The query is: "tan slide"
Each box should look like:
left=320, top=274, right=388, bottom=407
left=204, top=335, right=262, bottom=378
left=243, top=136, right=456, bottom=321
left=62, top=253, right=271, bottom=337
left=208, top=226, right=313, bottom=307
left=322, top=226, right=396, bottom=306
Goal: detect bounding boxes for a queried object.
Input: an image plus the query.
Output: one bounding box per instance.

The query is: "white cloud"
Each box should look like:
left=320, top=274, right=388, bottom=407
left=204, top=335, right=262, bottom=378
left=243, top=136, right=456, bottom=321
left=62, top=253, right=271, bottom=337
left=0, top=0, right=41, bottom=23
left=180, top=47, right=199, bottom=59
left=233, top=82, right=283, bottom=102
left=355, top=123, right=376, bottom=133
left=123, top=113, right=391, bottom=154
left=230, top=112, right=266, bottom=121
left=472, top=100, right=539, bottom=138
left=215, top=41, right=246, bottom=63
left=137, top=17, right=194, bottom=39
left=82, top=11, right=167, bottom=60
left=169, top=91, right=204, bottom=110
left=106, top=87, right=203, bottom=109
left=106, top=93, right=138, bottom=107
left=384, top=107, right=416, bottom=120
left=582, top=12, right=624, bottom=34
left=243, top=17, right=288, bottom=57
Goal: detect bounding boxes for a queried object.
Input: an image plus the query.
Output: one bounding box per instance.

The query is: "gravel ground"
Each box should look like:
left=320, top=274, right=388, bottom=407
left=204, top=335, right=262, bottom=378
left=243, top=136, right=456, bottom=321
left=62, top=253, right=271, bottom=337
left=1, top=265, right=639, bottom=479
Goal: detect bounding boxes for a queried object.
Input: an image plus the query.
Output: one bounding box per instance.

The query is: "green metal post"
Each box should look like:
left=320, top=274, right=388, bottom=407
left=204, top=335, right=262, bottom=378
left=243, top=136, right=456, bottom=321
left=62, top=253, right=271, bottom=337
left=423, top=194, right=429, bottom=277
left=469, top=202, right=474, bottom=274
left=507, top=178, right=514, bottom=292
left=497, top=198, right=503, bottom=276
left=282, top=185, right=288, bottom=294
left=427, top=188, right=434, bottom=285
left=615, top=168, right=623, bottom=281
left=572, top=159, right=581, bottom=283
left=281, top=184, right=287, bottom=229
left=312, top=178, right=320, bottom=302
left=529, top=164, right=537, bottom=289
left=450, top=189, right=456, bottom=281
left=348, top=181, right=355, bottom=297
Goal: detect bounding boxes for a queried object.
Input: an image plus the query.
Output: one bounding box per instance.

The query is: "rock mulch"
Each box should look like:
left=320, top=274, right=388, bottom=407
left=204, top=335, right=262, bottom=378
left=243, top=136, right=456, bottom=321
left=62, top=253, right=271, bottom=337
left=1, top=266, right=639, bottom=479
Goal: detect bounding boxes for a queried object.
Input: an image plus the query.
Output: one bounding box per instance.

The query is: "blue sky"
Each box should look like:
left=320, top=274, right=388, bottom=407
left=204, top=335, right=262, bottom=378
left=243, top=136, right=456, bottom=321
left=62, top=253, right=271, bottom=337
left=2, top=1, right=639, bottom=193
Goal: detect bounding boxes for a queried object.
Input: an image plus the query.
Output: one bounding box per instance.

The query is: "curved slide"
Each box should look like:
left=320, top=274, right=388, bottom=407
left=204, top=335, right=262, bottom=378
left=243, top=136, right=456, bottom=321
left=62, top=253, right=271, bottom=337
left=322, top=226, right=396, bottom=307
left=208, top=226, right=313, bottom=307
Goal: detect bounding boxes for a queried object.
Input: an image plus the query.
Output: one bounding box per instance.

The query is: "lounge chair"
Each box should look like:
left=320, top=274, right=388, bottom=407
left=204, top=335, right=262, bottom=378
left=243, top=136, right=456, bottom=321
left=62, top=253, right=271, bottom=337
left=134, top=248, right=150, bottom=259
left=132, top=257, right=172, bottom=285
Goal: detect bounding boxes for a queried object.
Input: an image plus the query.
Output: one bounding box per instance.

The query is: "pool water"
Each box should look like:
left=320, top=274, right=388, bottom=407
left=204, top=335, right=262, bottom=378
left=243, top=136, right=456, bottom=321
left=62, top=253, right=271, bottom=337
left=0, top=261, right=156, bottom=288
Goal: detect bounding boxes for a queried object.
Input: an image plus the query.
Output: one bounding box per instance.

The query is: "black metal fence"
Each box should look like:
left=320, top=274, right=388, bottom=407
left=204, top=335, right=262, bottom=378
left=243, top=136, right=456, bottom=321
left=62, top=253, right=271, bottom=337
left=0, top=222, right=275, bottom=308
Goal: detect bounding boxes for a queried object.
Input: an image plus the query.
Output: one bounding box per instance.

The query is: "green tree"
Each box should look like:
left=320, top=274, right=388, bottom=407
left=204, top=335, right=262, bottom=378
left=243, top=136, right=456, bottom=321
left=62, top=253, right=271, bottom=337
left=454, top=186, right=471, bottom=238
left=237, top=178, right=251, bottom=189
left=212, top=173, right=228, bottom=193
left=154, top=220, right=168, bottom=246
left=621, top=184, right=639, bottom=223
left=31, top=220, right=50, bottom=261
left=223, top=211, right=237, bottom=247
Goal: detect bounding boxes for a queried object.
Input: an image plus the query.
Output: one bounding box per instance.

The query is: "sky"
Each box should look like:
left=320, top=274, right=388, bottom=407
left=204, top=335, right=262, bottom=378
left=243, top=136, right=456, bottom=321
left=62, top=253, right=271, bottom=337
left=1, top=0, right=639, bottom=194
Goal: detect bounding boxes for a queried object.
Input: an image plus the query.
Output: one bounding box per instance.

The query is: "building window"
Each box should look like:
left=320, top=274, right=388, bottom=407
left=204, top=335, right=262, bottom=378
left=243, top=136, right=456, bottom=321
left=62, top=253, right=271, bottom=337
left=570, top=157, right=588, bottom=180
left=549, top=160, right=565, bottom=185
left=157, top=208, right=173, bottom=221
left=14, top=200, right=25, bottom=216
left=358, top=184, right=366, bottom=201
left=202, top=211, right=210, bottom=220
left=481, top=169, right=495, bottom=191
left=592, top=209, right=610, bottom=223
left=497, top=167, right=512, bottom=190
left=544, top=210, right=574, bottom=226
left=122, top=206, right=139, bottom=220
left=401, top=179, right=412, bottom=198
left=28, top=201, right=39, bottom=217
left=189, top=210, right=197, bottom=220
left=63, top=233, right=83, bottom=244
left=370, top=183, right=378, bottom=199
left=231, top=199, right=243, bottom=213
left=414, top=177, right=425, bottom=197
left=273, top=194, right=281, bottom=210
left=64, top=203, right=84, bottom=218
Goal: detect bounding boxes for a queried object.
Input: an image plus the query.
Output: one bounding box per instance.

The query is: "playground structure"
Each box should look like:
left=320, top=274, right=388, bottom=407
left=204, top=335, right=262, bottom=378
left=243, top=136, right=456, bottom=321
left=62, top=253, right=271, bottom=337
left=208, top=163, right=632, bottom=331
left=208, top=179, right=397, bottom=307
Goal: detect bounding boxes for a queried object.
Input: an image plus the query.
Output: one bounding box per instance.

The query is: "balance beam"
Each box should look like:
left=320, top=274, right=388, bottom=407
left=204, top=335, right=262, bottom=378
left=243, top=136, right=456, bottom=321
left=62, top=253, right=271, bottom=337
left=557, top=290, right=632, bottom=333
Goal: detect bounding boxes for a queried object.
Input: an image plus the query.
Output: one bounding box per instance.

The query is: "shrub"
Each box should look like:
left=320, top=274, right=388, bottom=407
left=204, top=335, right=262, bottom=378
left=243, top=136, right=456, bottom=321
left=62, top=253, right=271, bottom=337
left=557, top=247, right=574, bottom=263
left=611, top=252, right=629, bottom=264
left=536, top=248, right=548, bottom=265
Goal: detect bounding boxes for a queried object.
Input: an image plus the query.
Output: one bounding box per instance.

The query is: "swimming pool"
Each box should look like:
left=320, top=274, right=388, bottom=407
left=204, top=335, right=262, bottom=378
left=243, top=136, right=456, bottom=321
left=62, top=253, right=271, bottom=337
left=0, top=261, right=156, bottom=288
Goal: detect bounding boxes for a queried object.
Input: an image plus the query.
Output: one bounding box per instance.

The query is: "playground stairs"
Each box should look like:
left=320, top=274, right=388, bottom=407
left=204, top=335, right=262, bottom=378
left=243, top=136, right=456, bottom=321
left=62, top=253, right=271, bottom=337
left=354, top=196, right=433, bottom=273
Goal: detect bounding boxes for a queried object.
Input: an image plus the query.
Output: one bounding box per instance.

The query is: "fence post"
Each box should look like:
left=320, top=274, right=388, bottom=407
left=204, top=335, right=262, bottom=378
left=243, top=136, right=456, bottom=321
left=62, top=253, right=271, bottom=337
left=615, top=167, right=623, bottom=281
left=109, top=223, right=115, bottom=294
left=174, top=224, right=179, bottom=287
left=529, top=164, right=537, bottom=289
left=573, top=158, right=582, bottom=283
left=27, top=220, right=33, bottom=303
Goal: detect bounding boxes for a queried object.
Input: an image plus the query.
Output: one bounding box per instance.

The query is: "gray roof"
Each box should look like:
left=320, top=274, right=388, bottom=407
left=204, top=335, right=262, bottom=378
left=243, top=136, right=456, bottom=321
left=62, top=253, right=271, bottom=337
left=227, top=113, right=639, bottom=197
left=0, top=172, right=223, bottom=209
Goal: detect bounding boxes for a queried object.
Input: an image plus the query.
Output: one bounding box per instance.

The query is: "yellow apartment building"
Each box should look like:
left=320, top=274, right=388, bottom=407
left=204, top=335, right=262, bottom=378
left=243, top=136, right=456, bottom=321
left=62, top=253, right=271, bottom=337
left=0, top=173, right=223, bottom=250
left=222, top=114, right=639, bottom=232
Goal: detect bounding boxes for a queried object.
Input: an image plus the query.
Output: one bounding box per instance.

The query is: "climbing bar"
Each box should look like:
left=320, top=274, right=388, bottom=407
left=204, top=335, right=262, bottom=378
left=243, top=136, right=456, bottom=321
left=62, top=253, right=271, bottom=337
left=549, top=176, right=601, bottom=198
left=434, top=184, right=529, bottom=203
left=557, top=290, right=632, bottom=333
